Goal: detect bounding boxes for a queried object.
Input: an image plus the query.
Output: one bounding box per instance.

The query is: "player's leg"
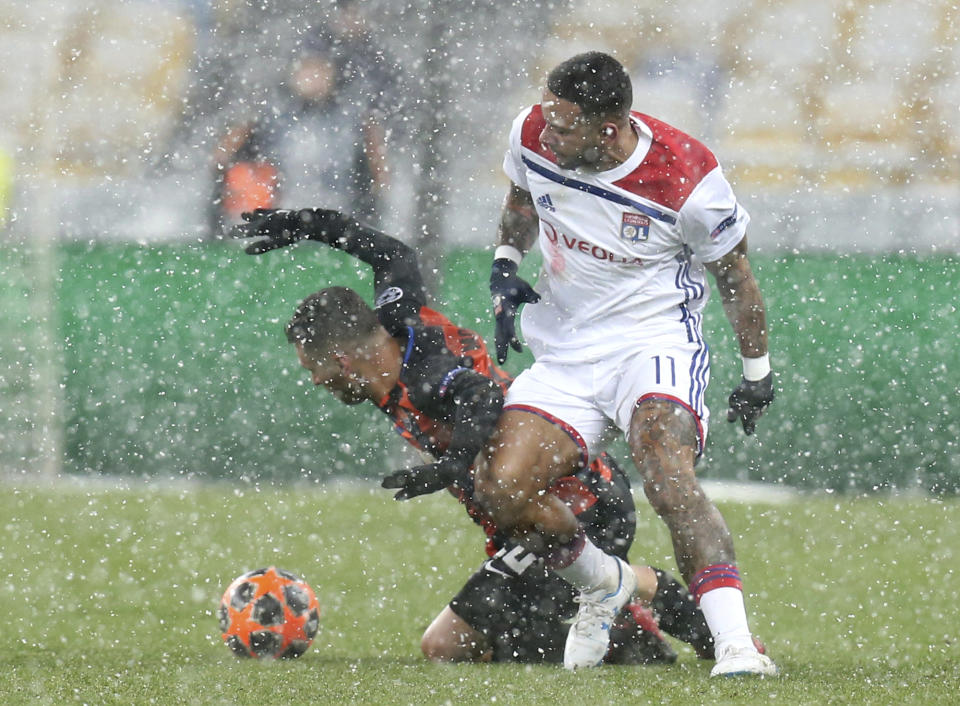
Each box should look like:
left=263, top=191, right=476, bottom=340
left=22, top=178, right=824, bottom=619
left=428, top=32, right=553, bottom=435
left=610, top=564, right=720, bottom=664
left=425, top=548, right=562, bottom=664
left=629, top=397, right=727, bottom=580
left=475, top=404, right=638, bottom=669
left=628, top=398, right=775, bottom=676
left=605, top=340, right=774, bottom=676
left=475, top=407, right=585, bottom=550
left=584, top=452, right=715, bottom=657
left=478, top=408, right=634, bottom=600
left=420, top=606, right=491, bottom=662
left=421, top=558, right=514, bottom=663
left=648, top=567, right=715, bottom=660
left=489, top=565, right=572, bottom=663
left=606, top=599, right=677, bottom=665
left=494, top=562, right=673, bottom=666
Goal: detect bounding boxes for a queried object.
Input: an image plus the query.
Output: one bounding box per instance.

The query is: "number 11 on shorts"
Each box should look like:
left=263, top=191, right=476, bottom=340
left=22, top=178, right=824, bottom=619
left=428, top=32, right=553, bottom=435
left=653, top=355, right=676, bottom=387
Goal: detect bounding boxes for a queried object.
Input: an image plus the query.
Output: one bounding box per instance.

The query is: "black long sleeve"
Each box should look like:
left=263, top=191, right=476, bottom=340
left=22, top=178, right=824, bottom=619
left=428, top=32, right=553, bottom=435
left=441, top=371, right=504, bottom=471
left=319, top=215, right=428, bottom=332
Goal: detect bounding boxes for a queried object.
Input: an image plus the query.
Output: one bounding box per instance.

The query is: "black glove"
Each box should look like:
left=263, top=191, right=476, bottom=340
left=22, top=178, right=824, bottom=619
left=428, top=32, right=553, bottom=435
left=726, top=372, right=775, bottom=435
left=381, top=459, right=464, bottom=501
left=229, top=208, right=349, bottom=254
left=489, top=258, right=540, bottom=364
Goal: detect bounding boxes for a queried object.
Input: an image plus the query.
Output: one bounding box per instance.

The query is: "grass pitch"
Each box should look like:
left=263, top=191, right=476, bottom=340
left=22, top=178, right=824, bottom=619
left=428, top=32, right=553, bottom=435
left=1, top=480, right=957, bottom=705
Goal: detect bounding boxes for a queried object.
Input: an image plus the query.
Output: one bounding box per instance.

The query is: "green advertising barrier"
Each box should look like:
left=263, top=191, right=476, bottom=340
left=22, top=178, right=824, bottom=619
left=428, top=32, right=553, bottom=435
left=2, top=241, right=958, bottom=493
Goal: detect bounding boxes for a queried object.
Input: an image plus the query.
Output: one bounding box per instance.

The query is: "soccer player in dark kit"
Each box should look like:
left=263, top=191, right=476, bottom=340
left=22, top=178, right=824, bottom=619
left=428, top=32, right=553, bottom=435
left=232, top=207, right=717, bottom=664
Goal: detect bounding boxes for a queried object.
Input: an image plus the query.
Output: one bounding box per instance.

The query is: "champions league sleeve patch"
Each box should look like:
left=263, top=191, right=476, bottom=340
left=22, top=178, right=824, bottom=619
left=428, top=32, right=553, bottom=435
left=620, top=212, right=651, bottom=243
left=375, top=286, right=404, bottom=308
left=709, top=204, right=739, bottom=240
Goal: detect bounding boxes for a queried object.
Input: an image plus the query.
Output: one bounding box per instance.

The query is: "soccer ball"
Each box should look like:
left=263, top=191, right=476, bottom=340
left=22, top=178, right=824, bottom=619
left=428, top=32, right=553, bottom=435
left=218, top=566, right=320, bottom=659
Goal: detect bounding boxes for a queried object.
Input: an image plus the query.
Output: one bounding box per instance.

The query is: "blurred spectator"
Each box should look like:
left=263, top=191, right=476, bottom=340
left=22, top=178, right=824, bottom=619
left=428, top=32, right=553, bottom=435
left=210, top=1, right=399, bottom=237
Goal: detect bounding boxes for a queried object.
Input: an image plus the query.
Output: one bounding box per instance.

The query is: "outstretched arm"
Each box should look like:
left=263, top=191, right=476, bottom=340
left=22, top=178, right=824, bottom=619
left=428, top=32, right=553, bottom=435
left=320, top=214, right=428, bottom=324
left=231, top=208, right=427, bottom=329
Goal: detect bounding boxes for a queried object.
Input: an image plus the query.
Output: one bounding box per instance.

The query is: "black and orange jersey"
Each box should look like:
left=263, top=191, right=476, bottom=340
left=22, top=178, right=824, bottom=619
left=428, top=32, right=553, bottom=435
left=318, top=216, right=634, bottom=558
left=320, top=218, right=506, bottom=472
left=376, top=306, right=511, bottom=459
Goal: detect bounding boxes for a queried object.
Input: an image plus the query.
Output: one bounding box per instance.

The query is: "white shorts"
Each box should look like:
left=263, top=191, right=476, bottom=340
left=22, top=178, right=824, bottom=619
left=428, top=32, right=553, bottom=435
left=504, top=337, right=710, bottom=460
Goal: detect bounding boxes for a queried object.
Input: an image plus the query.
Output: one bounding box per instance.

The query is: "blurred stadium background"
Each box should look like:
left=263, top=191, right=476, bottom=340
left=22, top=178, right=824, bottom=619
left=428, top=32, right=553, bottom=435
left=2, top=0, right=958, bottom=491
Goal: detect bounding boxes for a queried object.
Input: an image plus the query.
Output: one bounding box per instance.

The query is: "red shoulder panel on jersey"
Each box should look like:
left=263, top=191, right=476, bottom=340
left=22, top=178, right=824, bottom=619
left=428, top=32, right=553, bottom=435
left=613, top=112, right=719, bottom=212
left=520, top=105, right=556, bottom=163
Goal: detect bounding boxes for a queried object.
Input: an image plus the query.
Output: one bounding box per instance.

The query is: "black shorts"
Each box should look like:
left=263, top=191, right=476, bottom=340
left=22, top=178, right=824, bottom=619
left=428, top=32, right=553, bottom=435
left=449, top=555, right=576, bottom=663
left=448, top=545, right=678, bottom=665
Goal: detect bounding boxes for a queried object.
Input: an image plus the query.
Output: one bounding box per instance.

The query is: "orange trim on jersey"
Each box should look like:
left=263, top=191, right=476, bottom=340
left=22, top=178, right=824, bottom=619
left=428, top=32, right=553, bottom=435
left=550, top=476, right=598, bottom=515
left=378, top=307, right=509, bottom=458
left=419, top=306, right=512, bottom=393
left=587, top=456, right=613, bottom=482
left=381, top=384, right=451, bottom=455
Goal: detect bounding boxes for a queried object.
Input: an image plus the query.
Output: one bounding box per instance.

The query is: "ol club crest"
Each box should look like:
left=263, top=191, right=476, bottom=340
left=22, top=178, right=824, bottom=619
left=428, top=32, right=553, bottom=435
left=620, top=212, right=651, bottom=243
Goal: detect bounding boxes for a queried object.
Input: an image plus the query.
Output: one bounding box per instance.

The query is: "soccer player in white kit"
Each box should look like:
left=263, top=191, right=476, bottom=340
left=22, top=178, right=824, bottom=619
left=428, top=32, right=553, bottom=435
left=474, top=52, right=778, bottom=676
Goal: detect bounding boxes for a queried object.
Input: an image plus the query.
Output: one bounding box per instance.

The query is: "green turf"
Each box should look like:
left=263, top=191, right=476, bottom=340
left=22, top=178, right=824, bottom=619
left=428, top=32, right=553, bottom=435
left=1, top=483, right=957, bottom=704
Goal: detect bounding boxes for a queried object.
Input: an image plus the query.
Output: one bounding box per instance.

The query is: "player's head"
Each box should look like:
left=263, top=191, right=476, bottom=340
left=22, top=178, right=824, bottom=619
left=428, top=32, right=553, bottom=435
left=286, top=287, right=382, bottom=405
left=541, top=51, right=633, bottom=169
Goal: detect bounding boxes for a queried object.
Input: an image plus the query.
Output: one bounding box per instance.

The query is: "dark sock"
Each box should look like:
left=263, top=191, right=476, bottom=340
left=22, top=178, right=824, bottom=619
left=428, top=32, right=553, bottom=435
left=649, top=567, right=715, bottom=659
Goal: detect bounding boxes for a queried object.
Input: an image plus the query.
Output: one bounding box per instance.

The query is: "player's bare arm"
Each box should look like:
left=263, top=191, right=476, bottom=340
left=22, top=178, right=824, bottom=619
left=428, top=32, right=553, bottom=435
left=496, top=182, right=538, bottom=254
left=489, top=183, right=541, bottom=363
left=705, top=235, right=775, bottom=435
left=704, top=236, right=768, bottom=359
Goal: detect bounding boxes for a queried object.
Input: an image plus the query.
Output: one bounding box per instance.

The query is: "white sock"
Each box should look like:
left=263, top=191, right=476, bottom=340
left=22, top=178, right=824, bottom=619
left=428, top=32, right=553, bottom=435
left=551, top=537, right=620, bottom=593
left=699, top=586, right=755, bottom=652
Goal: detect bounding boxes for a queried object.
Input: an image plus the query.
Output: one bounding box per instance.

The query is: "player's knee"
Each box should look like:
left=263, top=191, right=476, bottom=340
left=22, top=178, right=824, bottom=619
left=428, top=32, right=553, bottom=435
left=634, top=452, right=697, bottom=517
left=641, top=478, right=680, bottom=518
left=420, top=628, right=453, bottom=662
left=420, top=620, right=488, bottom=663
left=630, top=400, right=701, bottom=514
left=641, top=471, right=710, bottom=520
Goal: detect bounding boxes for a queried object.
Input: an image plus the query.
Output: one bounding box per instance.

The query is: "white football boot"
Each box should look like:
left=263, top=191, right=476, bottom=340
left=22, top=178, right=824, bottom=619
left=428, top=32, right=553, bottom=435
left=710, top=642, right=779, bottom=677
left=563, top=557, right=638, bottom=669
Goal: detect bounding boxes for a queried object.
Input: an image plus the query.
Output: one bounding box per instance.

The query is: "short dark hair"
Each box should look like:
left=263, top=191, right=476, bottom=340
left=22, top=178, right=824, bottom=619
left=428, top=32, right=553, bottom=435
left=285, top=287, right=381, bottom=354
left=546, top=51, right=632, bottom=121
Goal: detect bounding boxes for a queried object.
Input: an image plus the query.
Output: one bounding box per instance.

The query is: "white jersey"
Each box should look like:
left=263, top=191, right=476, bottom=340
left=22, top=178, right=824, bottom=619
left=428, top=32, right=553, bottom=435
left=503, top=106, right=748, bottom=363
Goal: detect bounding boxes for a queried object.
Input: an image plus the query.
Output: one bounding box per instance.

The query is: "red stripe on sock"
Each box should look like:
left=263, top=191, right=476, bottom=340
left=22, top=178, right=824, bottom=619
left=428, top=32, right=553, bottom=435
left=690, top=563, right=742, bottom=604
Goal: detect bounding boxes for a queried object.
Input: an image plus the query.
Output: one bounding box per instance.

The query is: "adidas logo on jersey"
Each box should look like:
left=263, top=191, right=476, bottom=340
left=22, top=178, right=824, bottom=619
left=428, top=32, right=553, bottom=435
left=536, top=194, right=556, bottom=212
